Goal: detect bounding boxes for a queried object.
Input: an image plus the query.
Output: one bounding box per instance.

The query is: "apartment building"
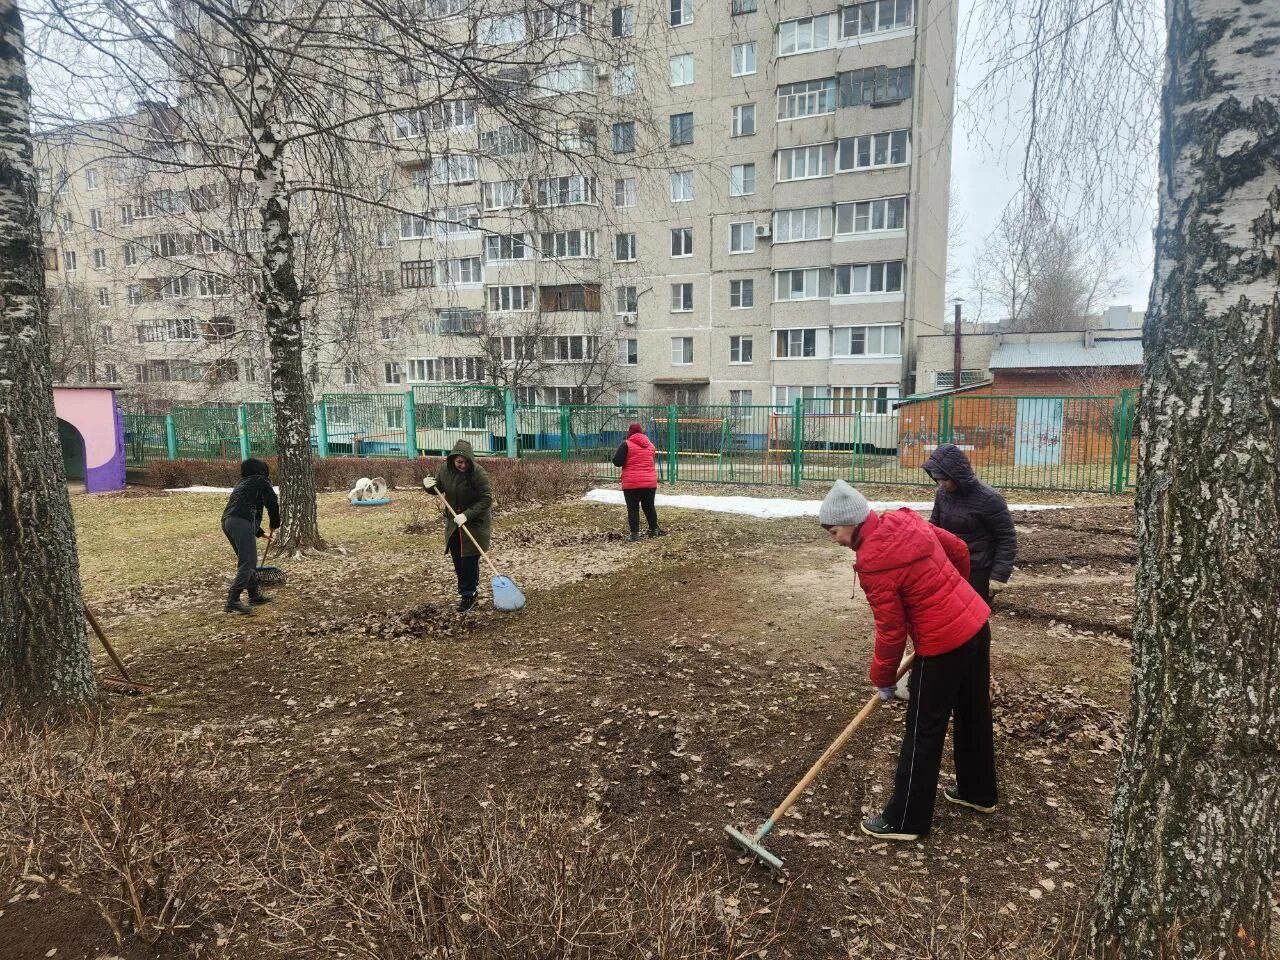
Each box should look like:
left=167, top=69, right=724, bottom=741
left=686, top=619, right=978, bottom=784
left=35, top=0, right=956, bottom=415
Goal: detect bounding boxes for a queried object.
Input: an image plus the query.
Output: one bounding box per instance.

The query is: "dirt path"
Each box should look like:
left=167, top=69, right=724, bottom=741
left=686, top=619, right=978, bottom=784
left=6, top=494, right=1138, bottom=958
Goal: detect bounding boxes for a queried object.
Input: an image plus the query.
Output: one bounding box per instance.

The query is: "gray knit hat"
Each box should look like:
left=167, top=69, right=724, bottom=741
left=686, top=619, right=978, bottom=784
left=818, top=479, right=871, bottom=528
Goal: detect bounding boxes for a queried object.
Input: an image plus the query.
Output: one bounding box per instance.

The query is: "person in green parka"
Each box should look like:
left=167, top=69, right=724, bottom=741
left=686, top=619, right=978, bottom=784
left=422, top=440, right=493, bottom=611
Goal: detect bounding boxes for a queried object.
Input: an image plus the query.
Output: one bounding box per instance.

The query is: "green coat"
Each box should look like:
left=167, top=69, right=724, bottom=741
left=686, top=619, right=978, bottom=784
left=434, top=440, right=493, bottom=557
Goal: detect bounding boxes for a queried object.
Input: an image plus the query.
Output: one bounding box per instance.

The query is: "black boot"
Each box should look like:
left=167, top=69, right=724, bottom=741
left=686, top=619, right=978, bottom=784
left=629, top=531, right=642, bottom=542
left=457, top=595, right=477, bottom=613
left=225, top=589, right=253, bottom=615
left=648, top=528, right=667, bottom=538
left=247, top=590, right=272, bottom=606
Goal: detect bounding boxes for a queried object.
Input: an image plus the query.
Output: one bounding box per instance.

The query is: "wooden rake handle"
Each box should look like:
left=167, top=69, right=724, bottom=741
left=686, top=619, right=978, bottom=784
left=434, top=490, right=502, bottom=578
left=765, top=655, right=915, bottom=827
left=259, top=530, right=274, bottom=566
left=84, top=603, right=133, bottom=683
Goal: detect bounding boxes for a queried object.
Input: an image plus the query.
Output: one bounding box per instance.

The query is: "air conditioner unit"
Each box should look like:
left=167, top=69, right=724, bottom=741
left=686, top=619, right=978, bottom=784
left=595, top=64, right=611, bottom=79
left=754, top=223, right=772, bottom=239
left=619, top=312, right=637, bottom=326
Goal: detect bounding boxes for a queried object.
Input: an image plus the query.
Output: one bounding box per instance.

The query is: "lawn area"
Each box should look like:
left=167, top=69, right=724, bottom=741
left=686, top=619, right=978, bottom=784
left=3, top=483, right=1140, bottom=959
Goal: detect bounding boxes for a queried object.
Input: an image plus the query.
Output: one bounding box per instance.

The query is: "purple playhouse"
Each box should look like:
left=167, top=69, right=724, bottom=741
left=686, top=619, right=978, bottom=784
left=53, top=385, right=126, bottom=493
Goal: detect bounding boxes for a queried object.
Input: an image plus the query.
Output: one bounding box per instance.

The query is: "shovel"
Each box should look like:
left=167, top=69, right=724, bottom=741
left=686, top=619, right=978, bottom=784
left=725, top=655, right=914, bottom=869
left=431, top=486, right=526, bottom=612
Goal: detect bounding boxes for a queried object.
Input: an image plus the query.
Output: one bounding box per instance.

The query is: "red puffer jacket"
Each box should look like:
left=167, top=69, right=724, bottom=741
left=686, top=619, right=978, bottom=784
left=854, top=508, right=990, bottom=688
left=620, top=432, right=659, bottom=489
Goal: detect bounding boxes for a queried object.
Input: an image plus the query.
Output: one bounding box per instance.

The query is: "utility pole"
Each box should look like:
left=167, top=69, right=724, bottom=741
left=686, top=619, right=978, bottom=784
left=951, top=298, right=964, bottom=391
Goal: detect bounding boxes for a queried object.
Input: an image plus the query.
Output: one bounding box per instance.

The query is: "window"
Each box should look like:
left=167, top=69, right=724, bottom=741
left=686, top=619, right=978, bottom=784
left=670, top=170, right=694, bottom=202
left=671, top=282, right=694, bottom=312
left=479, top=13, right=527, bottom=44
left=426, top=153, right=477, bottom=185
left=616, top=285, right=638, bottom=314
left=729, top=163, right=756, bottom=196
left=841, top=0, right=913, bottom=38
left=117, top=204, right=134, bottom=226
left=104, top=363, right=119, bottom=382
left=778, top=78, right=837, bottom=119
left=773, top=207, right=834, bottom=242
left=97, top=288, right=110, bottom=307
left=401, top=259, right=434, bottom=289
left=778, top=14, right=834, bottom=55
left=671, top=336, right=694, bottom=364
left=122, top=244, right=139, bottom=267
left=935, top=369, right=983, bottom=389
left=533, top=62, right=594, bottom=97
left=729, top=389, right=753, bottom=407
left=774, top=267, right=833, bottom=300
left=408, top=357, right=485, bottom=383
left=731, top=42, right=757, bottom=76
left=430, top=206, right=480, bottom=239
left=774, top=384, right=830, bottom=407
left=729, top=222, right=755, bottom=253
left=613, top=64, right=638, bottom=96
left=89, top=208, right=103, bottom=230
left=545, top=386, right=589, bottom=406
left=483, top=179, right=525, bottom=211
left=383, top=407, right=405, bottom=431
left=838, top=66, right=913, bottom=106
left=620, top=338, right=638, bottom=365
left=612, top=121, right=636, bottom=153
left=731, top=104, right=756, bottom=137
left=499, top=336, right=538, bottom=362
left=732, top=0, right=757, bottom=11
left=484, top=233, right=532, bottom=262
left=435, top=257, right=483, bottom=286
left=615, top=233, right=637, bottom=261
left=670, top=54, right=695, bottom=86
left=615, top=177, right=637, bottom=207
left=380, top=318, right=398, bottom=342
left=669, top=112, right=694, bottom=146
left=63, top=250, right=77, bottom=271
left=618, top=388, right=640, bottom=410
left=729, top=334, right=753, bottom=362
left=836, top=129, right=911, bottom=170
left=670, top=227, right=693, bottom=257
left=536, top=175, right=597, bottom=206
left=778, top=144, right=833, bottom=180
left=429, top=99, right=477, bottom=130
left=399, top=212, right=431, bottom=239
left=835, top=196, right=908, bottom=235
left=775, top=328, right=818, bottom=358
left=542, top=335, right=599, bottom=362
left=611, top=5, right=635, bottom=36
left=670, top=0, right=693, bottom=26
left=92, top=248, right=107, bottom=268
left=392, top=109, right=425, bottom=139
left=831, top=384, right=900, bottom=414
left=438, top=308, right=483, bottom=334
left=540, top=284, right=601, bottom=311
left=729, top=279, right=754, bottom=308
left=540, top=230, right=597, bottom=259
left=196, top=273, right=231, bottom=297
left=480, top=125, right=533, bottom=156
left=85, top=168, right=100, bottom=190
left=384, top=362, right=404, bottom=385
left=832, top=324, right=903, bottom=357
left=834, top=260, right=905, bottom=295
left=127, top=285, right=142, bottom=305
left=557, top=121, right=597, bottom=152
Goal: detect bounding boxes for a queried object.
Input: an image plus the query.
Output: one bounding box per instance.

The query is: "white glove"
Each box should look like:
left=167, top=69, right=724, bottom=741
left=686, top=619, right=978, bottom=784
left=454, top=512, right=468, bottom=525
left=876, top=686, right=901, bottom=701
left=422, top=476, right=437, bottom=491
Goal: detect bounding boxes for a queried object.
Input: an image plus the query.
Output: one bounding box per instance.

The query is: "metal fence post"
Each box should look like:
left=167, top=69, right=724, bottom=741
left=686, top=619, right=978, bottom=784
left=791, top=398, right=804, bottom=487
left=164, top=415, right=178, bottom=460
left=317, top=400, right=330, bottom=458
left=403, top=389, right=417, bottom=457
left=559, top=407, right=570, bottom=462
left=504, top=388, right=518, bottom=459
left=667, top=404, right=679, bottom=483
left=939, top=395, right=953, bottom=443
left=237, top=404, right=251, bottom=460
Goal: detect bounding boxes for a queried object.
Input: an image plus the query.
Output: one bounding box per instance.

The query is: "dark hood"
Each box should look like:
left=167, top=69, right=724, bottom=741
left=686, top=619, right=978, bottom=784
left=241, top=457, right=270, bottom=479
left=923, top=444, right=979, bottom=492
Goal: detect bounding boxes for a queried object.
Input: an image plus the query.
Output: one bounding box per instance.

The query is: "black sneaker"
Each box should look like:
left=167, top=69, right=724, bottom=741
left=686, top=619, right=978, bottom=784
left=859, top=814, right=920, bottom=842
left=629, top=532, right=642, bottom=542
left=457, top=596, right=477, bottom=613
left=648, top=528, right=667, bottom=538
left=943, top=786, right=997, bottom=814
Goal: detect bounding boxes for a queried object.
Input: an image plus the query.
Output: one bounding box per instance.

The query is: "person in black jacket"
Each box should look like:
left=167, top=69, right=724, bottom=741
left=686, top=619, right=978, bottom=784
left=922, top=444, right=1017, bottom=604
left=221, top=458, right=281, bottom=615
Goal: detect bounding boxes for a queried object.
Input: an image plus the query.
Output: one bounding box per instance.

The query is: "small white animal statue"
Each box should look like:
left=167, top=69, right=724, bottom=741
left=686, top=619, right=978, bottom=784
left=347, top=477, right=388, bottom=504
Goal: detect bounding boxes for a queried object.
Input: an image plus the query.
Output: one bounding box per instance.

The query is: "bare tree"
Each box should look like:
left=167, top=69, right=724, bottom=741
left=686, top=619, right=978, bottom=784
left=0, top=0, right=94, bottom=707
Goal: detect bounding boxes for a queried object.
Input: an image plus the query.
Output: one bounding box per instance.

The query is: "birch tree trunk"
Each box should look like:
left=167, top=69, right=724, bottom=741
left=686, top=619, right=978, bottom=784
left=0, top=0, right=94, bottom=706
left=250, top=65, right=325, bottom=553
left=1091, top=0, right=1280, bottom=954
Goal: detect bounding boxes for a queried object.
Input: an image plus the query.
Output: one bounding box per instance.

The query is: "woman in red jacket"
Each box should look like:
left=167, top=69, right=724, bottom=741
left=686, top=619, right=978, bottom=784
left=819, top=479, right=996, bottom=841
left=612, top=423, right=666, bottom=542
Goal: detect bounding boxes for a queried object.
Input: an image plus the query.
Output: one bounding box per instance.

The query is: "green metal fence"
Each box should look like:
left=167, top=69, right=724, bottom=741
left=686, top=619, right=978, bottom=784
left=123, top=388, right=1139, bottom=494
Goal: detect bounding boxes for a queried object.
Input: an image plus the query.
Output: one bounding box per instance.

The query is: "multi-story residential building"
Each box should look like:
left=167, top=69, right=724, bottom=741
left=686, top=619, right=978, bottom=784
left=35, top=0, right=956, bottom=417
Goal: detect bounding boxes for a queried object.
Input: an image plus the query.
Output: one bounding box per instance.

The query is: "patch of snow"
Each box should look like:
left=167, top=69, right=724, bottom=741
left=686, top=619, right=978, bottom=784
left=583, top=489, right=1069, bottom=519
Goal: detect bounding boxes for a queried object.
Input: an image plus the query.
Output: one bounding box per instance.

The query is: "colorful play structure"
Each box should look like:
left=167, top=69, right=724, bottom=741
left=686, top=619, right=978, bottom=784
left=53, top=385, right=127, bottom=493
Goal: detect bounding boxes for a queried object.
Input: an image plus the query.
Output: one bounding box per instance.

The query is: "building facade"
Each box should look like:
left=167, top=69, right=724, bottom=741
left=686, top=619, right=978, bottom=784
left=36, top=0, right=957, bottom=416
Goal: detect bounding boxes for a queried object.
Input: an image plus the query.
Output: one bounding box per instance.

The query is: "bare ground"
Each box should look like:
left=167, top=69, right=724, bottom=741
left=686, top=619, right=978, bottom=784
left=3, top=487, right=1142, bottom=958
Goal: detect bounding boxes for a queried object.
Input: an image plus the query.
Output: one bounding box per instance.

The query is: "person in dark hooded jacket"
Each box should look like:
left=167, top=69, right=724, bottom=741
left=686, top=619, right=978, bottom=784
left=422, top=440, right=493, bottom=612
left=922, top=444, right=1017, bottom=603
left=222, top=457, right=280, bottom=615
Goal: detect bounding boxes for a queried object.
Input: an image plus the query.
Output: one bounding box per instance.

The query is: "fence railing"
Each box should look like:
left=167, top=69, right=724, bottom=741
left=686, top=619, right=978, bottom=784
left=123, top=388, right=1139, bottom=494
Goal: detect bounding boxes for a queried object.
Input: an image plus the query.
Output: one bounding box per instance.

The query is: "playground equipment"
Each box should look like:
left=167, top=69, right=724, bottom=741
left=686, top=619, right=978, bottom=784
left=348, top=476, right=391, bottom=506
left=54, top=386, right=126, bottom=492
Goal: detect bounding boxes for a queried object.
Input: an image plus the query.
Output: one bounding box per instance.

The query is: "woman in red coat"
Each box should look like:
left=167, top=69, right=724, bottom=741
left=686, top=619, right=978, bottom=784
left=612, top=423, right=666, bottom=542
left=819, top=479, right=996, bottom=841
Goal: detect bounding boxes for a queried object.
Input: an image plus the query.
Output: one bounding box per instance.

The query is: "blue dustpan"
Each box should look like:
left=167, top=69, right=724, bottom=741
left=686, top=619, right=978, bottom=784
left=491, top=575, right=526, bottom=611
